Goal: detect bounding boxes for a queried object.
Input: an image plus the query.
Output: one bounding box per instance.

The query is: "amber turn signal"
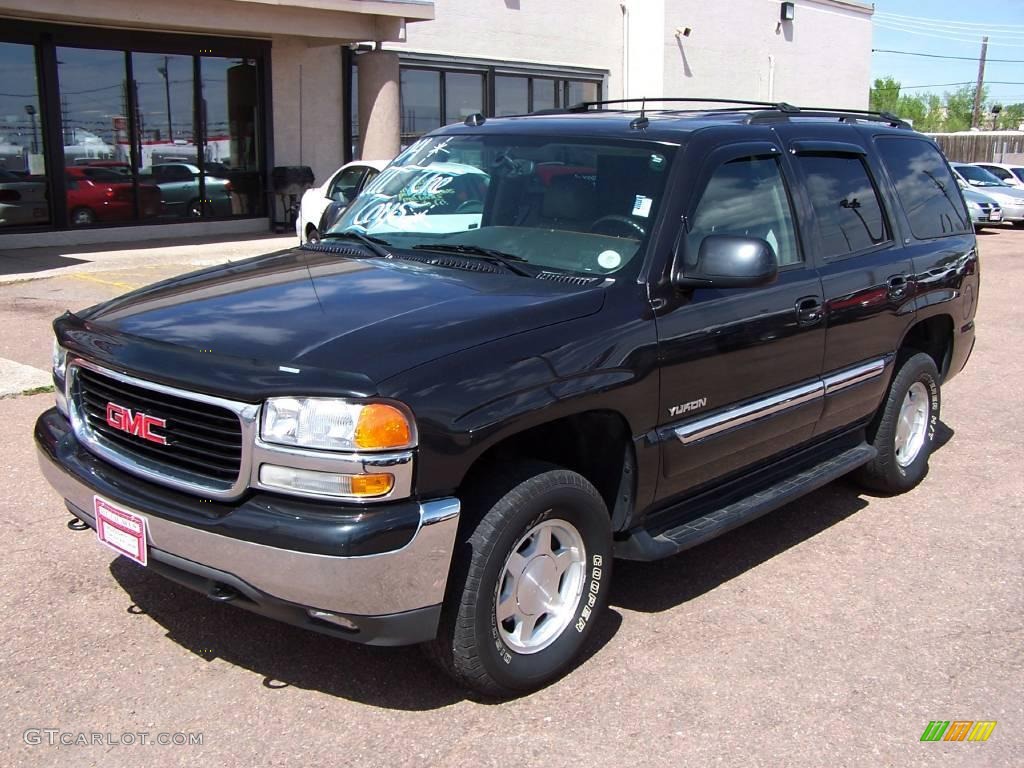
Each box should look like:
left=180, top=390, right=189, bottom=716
left=354, top=404, right=413, bottom=450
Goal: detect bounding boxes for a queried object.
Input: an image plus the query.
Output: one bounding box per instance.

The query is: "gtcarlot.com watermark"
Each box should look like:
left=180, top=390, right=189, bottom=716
left=24, top=729, right=203, bottom=747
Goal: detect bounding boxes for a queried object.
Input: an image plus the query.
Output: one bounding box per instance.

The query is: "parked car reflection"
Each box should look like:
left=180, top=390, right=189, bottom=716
left=139, top=163, right=233, bottom=218
left=0, top=168, right=48, bottom=227
left=65, top=166, right=160, bottom=226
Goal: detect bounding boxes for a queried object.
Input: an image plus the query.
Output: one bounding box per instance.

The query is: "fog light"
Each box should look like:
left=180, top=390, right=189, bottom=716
left=259, top=464, right=394, bottom=498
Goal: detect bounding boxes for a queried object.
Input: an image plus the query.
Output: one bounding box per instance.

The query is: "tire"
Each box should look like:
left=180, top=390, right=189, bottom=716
left=70, top=207, right=95, bottom=226
left=856, top=352, right=941, bottom=494
left=1013, top=220, right=1024, bottom=228
left=425, top=462, right=612, bottom=697
left=306, top=226, right=321, bottom=244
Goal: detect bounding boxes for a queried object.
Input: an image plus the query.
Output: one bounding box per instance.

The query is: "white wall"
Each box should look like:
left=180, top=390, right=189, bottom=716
left=391, top=0, right=623, bottom=89
left=659, top=0, right=873, bottom=109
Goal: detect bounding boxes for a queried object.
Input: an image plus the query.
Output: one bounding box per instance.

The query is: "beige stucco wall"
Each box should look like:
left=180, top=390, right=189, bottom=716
left=660, top=0, right=873, bottom=109
left=271, top=37, right=347, bottom=186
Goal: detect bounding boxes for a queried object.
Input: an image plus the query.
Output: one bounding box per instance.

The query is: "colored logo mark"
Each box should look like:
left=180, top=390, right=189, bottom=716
left=920, top=721, right=997, bottom=742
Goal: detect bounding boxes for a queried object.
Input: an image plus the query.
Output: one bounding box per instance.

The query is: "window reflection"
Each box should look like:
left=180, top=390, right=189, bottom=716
left=0, top=41, right=49, bottom=228
left=133, top=52, right=202, bottom=219
left=401, top=69, right=441, bottom=141
left=57, top=47, right=146, bottom=225
left=495, top=75, right=528, bottom=117
left=444, top=72, right=483, bottom=125
left=202, top=56, right=261, bottom=216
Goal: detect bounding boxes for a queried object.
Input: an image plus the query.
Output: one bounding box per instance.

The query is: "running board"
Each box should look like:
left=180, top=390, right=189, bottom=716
left=615, top=443, right=877, bottom=561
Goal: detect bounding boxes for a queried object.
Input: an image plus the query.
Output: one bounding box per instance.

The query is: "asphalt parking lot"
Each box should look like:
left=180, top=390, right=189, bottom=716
left=0, top=228, right=1020, bottom=767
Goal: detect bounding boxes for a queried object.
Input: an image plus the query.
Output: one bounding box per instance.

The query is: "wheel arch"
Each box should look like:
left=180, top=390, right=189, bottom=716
left=456, top=409, right=637, bottom=531
left=897, top=313, right=954, bottom=380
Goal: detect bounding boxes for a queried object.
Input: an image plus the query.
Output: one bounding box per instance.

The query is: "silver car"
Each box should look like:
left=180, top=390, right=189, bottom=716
left=951, top=163, right=1024, bottom=225
left=961, top=186, right=1002, bottom=230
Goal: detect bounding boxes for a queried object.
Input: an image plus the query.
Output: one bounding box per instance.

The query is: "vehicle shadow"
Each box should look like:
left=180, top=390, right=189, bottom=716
left=612, top=422, right=955, bottom=614
left=0, top=231, right=287, bottom=275
left=611, top=478, right=870, bottom=613
left=108, top=557, right=622, bottom=709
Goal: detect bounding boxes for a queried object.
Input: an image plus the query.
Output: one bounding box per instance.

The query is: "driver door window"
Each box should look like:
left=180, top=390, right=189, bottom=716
left=327, top=166, right=367, bottom=203
left=687, top=156, right=800, bottom=268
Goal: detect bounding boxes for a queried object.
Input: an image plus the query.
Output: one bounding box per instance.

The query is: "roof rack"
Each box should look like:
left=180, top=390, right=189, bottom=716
left=562, top=97, right=910, bottom=129
left=567, top=97, right=796, bottom=113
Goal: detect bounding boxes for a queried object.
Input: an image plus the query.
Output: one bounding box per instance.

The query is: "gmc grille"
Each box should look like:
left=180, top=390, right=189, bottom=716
left=73, top=366, right=244, bottom=488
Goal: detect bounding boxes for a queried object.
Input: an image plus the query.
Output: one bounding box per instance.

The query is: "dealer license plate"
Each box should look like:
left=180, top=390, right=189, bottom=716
left=94, top=496, right=148, bottom=566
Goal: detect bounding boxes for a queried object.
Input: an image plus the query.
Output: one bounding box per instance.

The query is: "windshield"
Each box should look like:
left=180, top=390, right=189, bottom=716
left=956, top=165, right=1006, bottom=187
left=328, top=135, right=675, bottom=276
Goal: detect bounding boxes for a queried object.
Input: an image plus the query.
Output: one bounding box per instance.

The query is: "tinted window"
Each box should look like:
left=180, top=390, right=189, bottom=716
left=1014, top=168, right=1024, bottom=183
left=327, top=166, right=366, bottom=202
left=876, top=139, right=969, bottom=239
left=688, top=155, right=800, bottom=267
left=799, top=155, right=888, bottom=257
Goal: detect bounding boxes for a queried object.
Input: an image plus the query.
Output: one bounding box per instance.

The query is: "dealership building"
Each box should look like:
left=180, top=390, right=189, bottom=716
left=0, top=0, right=873, bottom=248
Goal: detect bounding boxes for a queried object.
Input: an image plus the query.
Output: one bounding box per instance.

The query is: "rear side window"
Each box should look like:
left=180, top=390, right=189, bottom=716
left=687, top=155, right=801, bottom=267
left=875, top=138, right=969, bottom=239
left=797, top=154, right=888, bottom=258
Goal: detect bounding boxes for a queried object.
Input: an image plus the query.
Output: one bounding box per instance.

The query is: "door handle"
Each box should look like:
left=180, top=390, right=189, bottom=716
left=887, top=274, right=910, bottom=299
left=795, top=296, right=823, bottom=327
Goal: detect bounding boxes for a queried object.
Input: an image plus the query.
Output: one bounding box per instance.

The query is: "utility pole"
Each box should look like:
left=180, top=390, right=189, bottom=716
left=972, top=36, right=988, bottom=129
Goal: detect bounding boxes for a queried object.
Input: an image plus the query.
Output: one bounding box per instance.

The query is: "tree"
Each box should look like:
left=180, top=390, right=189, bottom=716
left=870, top=77, right=903, bottom=115
left=995, top=103, right=1024, bottom=131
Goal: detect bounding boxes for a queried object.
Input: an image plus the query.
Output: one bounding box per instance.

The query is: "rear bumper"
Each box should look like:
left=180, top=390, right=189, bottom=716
left=36, top=408, right=460, bottom=645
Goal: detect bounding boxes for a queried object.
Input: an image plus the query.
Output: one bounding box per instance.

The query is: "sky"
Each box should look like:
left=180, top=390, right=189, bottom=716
left=870, top=0, right=1024, bottom=107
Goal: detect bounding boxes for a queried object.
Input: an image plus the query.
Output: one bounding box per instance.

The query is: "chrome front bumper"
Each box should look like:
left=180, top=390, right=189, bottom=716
left=37, top=421, right=460, bottom=628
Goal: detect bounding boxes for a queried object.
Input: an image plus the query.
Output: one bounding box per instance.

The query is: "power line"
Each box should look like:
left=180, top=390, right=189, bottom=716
left=874, top=11, right=1024, bottom=31
left=872, top=48, right=1024, bottom=64
left=871, top=81, right=1024, bottom=92
left=874, top=20, right=1024, bottom=48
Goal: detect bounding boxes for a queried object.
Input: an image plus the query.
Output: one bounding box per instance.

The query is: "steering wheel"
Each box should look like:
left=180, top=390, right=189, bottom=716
left=456, top=200, right=484, bottom=214
left=590, top=215, right=646, bottom=238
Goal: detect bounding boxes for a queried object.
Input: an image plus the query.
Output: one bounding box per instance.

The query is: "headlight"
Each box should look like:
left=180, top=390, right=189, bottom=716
left=52, top=339, right=67, bottom=379
left=261, top=397, right=415, bottom=452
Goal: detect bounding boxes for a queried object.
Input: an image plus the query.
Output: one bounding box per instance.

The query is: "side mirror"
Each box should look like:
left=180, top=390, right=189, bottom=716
left=673, top=234, right=779, bottom=289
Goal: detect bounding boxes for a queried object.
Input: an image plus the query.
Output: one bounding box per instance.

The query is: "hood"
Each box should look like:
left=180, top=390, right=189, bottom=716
left=80, top=248, right=605, bottom=384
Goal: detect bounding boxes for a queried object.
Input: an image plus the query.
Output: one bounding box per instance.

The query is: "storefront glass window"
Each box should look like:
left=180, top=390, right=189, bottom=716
left=532, top=79, right=557, bottom=112
left=133, top=52, right=200, bottom=219
left=444, top=72, right=483, bottom=125
left=201, top=56, right=262, bottom=216
left=495, top=75, right=528, bottom=117
left=0, top=42, right=49, bottom=228
left=401, top=69, right=441, bottom=141
left=57, top=47, right=148, bottom=226
left=566, top=80, right=599, bottom=107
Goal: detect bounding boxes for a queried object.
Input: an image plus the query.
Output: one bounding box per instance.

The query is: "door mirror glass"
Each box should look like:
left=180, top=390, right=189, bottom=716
left=674, top=234, right=779, bottom=289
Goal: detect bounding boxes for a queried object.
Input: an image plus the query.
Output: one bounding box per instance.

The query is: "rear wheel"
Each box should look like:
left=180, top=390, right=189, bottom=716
left=306, top=226, right=321, bottom=244
left=856, top=352, right=941, bottom=493
left=1013, top=221, right=1024, bottom=228
left=425, top=463, right=612, bottom=697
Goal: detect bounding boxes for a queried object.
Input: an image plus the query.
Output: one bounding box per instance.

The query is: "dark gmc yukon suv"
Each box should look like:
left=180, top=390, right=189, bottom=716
left=36, top=99, right=978, bottom=696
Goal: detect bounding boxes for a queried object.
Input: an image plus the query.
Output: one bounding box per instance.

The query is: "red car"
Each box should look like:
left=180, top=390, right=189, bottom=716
left=65, top=166, right=161, bottom=226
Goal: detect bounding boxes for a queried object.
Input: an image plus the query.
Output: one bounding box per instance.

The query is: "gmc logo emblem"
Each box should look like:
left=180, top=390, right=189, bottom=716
left=105, top=402, right=168, bottom=445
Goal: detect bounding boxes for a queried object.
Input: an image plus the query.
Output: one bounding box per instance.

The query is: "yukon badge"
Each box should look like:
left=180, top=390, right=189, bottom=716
left=669, top=397, right=708, bottom=418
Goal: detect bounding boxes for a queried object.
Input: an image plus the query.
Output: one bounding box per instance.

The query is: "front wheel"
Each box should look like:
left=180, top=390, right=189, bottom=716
left=425, top=463, right=612, bottom=697
left=856, top=352, right=941, bottom=493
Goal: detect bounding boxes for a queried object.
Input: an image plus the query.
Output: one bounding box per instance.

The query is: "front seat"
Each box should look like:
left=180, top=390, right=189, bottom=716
left=538, top=175, right=596, bottom=231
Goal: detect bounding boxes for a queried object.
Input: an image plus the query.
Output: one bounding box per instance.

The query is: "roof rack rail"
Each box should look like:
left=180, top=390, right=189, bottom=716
left=745, top=106, right=910, bottom=129
left=563, top=97, right=910, bottom=128
left=567, top=97, right=788, bottom=113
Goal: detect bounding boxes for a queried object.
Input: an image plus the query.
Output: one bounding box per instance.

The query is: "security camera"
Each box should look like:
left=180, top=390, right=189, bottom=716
left=675, top=27, right=692, bottom=38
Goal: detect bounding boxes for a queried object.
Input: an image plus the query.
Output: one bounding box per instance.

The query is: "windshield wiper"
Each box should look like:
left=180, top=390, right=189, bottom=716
left=322, top=230, right=393, bottom=259
left=410, top=243, right=534, bottom=277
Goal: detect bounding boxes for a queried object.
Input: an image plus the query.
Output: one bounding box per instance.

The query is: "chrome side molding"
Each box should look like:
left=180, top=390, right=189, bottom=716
left=671, top=357, right=888, bottom=445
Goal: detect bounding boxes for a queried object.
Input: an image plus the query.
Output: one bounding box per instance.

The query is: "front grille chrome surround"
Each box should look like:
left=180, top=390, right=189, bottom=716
left=68, top=359, right=259, bottom=500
